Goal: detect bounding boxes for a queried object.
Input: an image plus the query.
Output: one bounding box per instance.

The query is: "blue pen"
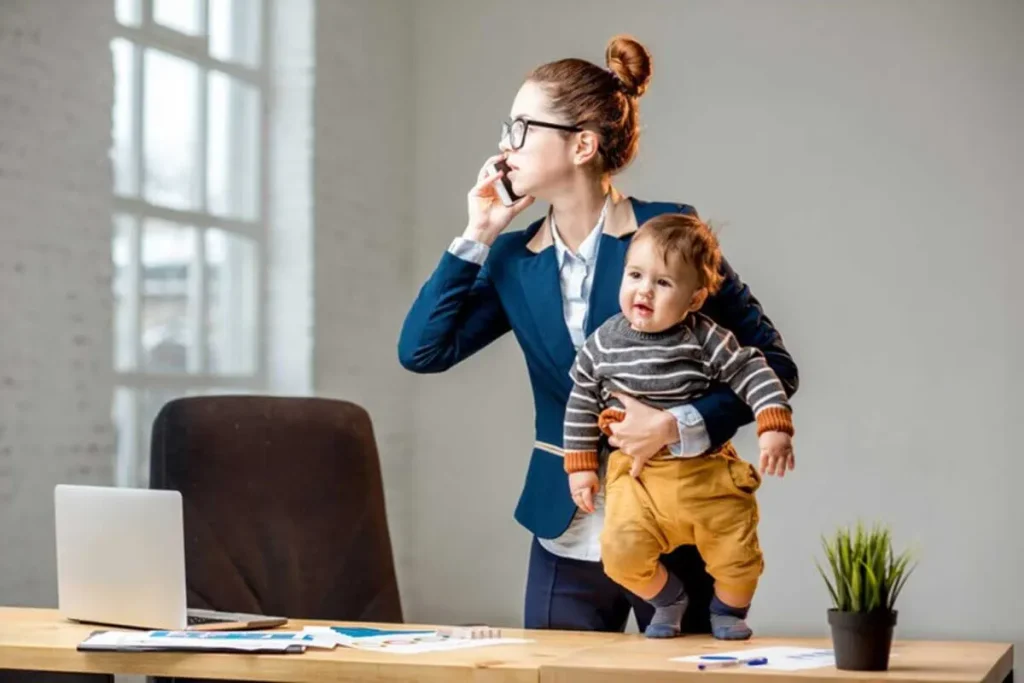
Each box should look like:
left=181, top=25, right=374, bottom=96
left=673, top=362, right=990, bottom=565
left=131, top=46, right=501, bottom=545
left=697, top=655, right=769, bottom=670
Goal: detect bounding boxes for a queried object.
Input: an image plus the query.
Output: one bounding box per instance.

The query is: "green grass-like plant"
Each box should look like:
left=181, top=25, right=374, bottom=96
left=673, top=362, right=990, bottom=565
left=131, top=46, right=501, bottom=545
left=816, top=522, right=916, bottom=613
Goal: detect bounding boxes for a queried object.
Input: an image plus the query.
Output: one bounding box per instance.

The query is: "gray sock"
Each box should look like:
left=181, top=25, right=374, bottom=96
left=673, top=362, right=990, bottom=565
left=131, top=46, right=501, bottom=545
left=710, top=594, right=752, bottom=640
left=644, top=572, right=688, bottom=639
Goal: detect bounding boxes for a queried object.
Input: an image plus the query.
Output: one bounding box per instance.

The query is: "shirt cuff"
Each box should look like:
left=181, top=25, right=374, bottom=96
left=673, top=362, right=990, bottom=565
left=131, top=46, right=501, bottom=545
left=448, top=236, right=489, bottom=265
left=666, top=404, right=711, bottom=458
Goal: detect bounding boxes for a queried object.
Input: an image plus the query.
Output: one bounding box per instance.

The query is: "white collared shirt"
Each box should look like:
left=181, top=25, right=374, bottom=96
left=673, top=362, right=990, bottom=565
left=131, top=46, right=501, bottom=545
left=536, top=200, right=610, bottom=560
left=447, top=202, right=710, bottom=562
left=550, top=199, right=608, bottom=349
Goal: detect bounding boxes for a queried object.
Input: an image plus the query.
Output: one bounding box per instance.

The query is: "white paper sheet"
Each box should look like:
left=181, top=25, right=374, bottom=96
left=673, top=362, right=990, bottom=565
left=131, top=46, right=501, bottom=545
left=303, top=626, right=531, bottom=655
left=79, top=630, right=327, bottom=652
left=673, top=646, right=837, bottom=671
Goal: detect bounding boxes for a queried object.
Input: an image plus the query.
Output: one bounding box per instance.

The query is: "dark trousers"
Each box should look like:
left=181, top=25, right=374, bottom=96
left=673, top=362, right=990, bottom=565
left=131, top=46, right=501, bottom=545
left=524, top=536, right=713, bottom=633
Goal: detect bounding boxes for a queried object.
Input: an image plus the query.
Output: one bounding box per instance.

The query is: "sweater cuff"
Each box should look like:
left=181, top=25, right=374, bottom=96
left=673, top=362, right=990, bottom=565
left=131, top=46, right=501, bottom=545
left=564, top=451, right=599, bottom=473
left=756, top=406, right=794, bottom=436
left=597, top=408, right=626, bottom=436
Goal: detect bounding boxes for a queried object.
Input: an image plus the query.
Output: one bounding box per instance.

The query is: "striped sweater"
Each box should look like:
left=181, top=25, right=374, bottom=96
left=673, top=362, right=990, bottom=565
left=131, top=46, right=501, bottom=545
left=564, top=312, right=794, bottom=473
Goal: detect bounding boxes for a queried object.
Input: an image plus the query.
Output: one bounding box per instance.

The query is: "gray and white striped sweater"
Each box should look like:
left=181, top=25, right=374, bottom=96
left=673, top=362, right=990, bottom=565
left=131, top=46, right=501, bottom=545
left=563, top=312, right=793, bottom=472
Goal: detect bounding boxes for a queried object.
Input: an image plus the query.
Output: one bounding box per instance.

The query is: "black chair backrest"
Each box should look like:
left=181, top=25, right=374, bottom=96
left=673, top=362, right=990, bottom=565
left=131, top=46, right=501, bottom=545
left=149, top=395, right=403, bottom=623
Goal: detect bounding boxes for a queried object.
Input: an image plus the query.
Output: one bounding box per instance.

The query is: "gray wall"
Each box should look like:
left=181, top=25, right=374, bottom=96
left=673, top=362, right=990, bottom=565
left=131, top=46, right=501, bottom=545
left=312, top=0, right=418, bottom=600
left=408, top=0, right=1024, bottom=657
left=0, top=0, right=116, bottom=606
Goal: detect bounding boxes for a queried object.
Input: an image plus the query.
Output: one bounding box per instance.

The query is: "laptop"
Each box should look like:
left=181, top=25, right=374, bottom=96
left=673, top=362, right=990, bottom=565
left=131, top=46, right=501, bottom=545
left=54, top=484, right=288, bottom=631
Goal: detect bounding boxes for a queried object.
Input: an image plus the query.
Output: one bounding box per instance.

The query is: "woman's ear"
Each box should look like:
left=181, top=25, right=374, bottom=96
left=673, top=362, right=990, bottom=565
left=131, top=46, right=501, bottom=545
left=573, top=130, right=600, bottom=167
left=689, top=287, right=709, bottom=312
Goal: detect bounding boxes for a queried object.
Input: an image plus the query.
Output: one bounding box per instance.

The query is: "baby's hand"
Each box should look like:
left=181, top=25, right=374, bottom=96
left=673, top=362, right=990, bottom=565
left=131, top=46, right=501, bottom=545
left=758, top=431, right=795, bottom=478
left=568, top=471, right=600, bottom=514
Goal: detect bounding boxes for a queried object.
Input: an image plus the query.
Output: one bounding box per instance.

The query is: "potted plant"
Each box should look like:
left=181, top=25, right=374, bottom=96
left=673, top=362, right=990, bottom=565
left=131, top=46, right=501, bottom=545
left=815, top=521, right=916, bottom=671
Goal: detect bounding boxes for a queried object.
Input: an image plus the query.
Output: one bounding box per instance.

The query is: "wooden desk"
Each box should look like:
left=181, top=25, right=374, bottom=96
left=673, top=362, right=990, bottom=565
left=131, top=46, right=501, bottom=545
left=541, top=635, right=1014, bottom=683
left=0, top=607, right=621, bottom=683
left=0, top=608, right=1013, bottom=683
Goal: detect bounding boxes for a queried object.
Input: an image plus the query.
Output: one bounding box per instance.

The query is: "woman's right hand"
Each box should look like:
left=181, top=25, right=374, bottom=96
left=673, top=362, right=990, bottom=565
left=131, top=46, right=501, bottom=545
left=464, top=153, right=535, bottom=245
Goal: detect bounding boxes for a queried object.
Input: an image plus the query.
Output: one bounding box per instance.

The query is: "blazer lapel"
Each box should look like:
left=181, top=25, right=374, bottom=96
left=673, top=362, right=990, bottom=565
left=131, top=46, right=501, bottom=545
left=517, top=247, right=577, bottom=376
left=586, top=194, right=638, bottom=336
left=518, top=191, right=639, bottom=375
left=586, top=235, right=629, bottom=337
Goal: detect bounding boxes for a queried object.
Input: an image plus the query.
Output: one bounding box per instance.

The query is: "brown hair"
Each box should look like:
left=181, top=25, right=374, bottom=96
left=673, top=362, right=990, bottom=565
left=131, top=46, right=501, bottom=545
left=526, top=35, right=652, bottom=175
left=631, top=213, right=724, bottom=294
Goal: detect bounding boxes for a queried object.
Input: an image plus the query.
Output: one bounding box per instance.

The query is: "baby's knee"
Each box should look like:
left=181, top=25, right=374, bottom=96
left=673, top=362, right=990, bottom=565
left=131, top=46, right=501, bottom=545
left=601, top=527, right=660, bottom=587
left=705, top=541, right=764, bottom=593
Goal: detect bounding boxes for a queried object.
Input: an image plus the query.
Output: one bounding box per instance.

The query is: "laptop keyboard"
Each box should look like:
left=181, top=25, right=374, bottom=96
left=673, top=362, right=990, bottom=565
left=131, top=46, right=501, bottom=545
left=187, top=614, right=229, bottom=625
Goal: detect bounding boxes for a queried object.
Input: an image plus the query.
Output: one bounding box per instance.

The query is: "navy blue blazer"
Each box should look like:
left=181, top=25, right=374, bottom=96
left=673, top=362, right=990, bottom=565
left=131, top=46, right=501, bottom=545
left=398, top=193, right=799, bottom=540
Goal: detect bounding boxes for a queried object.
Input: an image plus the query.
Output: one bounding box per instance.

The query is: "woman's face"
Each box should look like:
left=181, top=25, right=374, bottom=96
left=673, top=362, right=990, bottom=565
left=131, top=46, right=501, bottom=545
left=500, top=81, right=580, bottom=201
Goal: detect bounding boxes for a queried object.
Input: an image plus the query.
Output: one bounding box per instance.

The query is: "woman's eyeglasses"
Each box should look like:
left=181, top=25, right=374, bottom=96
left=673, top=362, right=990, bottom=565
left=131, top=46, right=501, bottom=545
left=501, top=116, right=583, bottom=150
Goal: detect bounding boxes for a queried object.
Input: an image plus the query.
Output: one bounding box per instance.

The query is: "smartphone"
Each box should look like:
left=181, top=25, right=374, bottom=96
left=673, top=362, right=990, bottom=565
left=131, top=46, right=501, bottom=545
left=490, top=158, right=522, bottom=206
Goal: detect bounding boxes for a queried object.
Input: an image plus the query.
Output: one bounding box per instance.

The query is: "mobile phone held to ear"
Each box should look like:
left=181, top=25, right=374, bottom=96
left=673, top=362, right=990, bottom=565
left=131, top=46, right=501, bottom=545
left=490, top=158, right=522, bottom=206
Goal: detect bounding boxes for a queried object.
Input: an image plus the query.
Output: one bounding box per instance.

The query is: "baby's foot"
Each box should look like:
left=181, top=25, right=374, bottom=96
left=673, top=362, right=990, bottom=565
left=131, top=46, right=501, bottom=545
left=710, top=612, right=752, bottom=640
left=644, top=592, right=688, bottom=639
left=644, top=572, right=688, bottom=639
left=710, top=595, right=753, bottom=640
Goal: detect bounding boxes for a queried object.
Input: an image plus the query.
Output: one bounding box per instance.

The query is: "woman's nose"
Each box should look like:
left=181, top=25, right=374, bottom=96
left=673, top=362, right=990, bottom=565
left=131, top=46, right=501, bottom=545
left=498, top=135, right=512, bottom=153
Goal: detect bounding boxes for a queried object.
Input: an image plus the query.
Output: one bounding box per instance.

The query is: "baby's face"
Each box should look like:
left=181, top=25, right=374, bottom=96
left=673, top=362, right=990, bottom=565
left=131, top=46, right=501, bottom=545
left=619, top=237, right=703, bottom=333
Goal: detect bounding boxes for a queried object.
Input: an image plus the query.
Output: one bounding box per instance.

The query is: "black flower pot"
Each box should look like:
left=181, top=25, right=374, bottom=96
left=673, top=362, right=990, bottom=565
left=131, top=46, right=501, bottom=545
left=827, top=609, right=897, bottom=671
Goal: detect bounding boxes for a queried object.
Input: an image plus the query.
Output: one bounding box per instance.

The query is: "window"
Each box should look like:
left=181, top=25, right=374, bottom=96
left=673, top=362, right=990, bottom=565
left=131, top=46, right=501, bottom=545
left=111, top=0, right=267, bottom=486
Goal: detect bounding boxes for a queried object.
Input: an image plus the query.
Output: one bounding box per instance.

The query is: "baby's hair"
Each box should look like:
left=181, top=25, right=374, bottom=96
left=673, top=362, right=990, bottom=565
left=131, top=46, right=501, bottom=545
left=630, top=213, right=724, bottom=294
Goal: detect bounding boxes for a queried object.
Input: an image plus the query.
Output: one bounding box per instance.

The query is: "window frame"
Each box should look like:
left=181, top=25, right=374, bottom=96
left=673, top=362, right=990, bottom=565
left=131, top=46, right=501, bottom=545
left=112, top=0, right=271, bottom=487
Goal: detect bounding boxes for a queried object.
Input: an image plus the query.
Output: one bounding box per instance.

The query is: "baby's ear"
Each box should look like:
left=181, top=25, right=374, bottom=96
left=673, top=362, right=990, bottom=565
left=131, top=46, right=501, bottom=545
left=689, top=287, right=709, bottom=312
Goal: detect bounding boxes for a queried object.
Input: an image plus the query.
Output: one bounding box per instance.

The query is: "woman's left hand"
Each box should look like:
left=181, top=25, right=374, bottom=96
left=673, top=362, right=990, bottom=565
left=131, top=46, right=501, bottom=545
left=606, top=393, right=678, bottom=477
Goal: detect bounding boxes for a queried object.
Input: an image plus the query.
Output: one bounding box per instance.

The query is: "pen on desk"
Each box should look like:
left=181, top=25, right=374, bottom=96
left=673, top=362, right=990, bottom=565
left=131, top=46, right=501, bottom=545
left=697, top=656, right=769, bottom=670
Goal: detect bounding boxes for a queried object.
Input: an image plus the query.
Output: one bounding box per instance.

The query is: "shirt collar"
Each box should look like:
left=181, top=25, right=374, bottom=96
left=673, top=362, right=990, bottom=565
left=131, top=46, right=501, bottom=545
left=550, top=196, right=610, bottom=269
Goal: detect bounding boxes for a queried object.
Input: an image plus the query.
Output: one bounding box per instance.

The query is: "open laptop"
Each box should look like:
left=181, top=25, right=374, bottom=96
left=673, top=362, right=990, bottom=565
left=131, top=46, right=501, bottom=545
left=54, top=484, right=288, bottom=631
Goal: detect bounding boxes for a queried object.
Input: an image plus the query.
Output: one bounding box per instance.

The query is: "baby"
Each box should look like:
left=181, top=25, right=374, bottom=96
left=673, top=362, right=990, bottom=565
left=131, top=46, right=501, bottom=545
left=562, top=213, right=795, bottom=640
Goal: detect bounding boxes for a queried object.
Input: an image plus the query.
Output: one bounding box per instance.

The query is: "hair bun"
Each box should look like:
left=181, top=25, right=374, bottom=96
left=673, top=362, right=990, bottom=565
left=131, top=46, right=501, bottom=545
left=605, top=34, right=652, bottom=98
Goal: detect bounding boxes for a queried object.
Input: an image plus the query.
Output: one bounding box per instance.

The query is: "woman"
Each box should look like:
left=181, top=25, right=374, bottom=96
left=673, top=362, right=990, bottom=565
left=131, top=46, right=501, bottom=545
left=398, top=35, right=799, bottom=634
